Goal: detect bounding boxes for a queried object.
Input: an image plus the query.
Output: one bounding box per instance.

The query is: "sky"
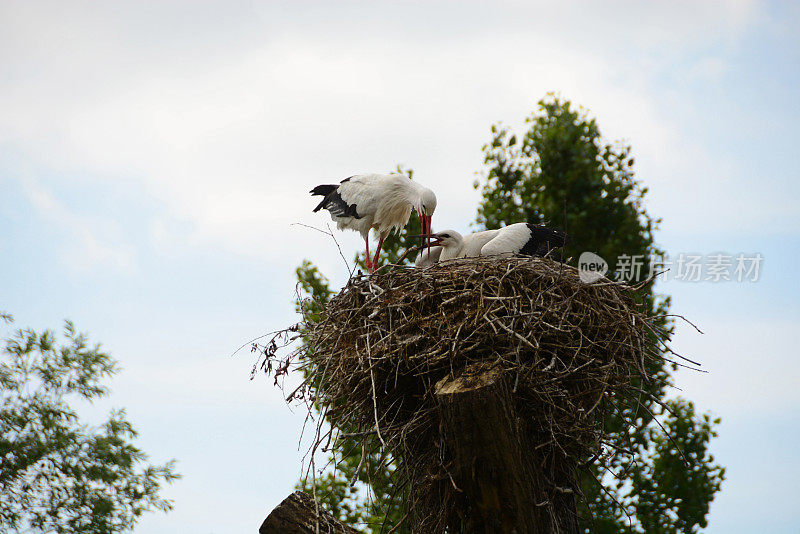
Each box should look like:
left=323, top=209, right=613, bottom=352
left=1, top=1, right=798, bottom=532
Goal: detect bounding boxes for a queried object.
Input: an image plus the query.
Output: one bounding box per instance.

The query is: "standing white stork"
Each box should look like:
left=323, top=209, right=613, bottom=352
left=426, top=223, right=566, bottom=261
left=310, top=173, right=437, bottom=272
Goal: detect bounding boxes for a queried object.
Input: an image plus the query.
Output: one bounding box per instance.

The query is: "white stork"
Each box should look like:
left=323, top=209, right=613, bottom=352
left=426, top=223, right=566, bottom=261
left=310, top=173, right=437, bottom=272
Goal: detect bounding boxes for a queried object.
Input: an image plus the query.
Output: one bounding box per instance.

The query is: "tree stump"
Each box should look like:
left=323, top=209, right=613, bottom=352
left=259, top=491, right=359, bottom=534
left=436, top=366, right=580, bottom=534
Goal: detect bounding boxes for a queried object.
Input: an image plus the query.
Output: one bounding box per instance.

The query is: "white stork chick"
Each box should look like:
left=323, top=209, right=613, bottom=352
left=430, top=223, right=566, bottom=261
left=434, top=229, right=500, bottom=261
left=311, top=173, right=437, bottom=272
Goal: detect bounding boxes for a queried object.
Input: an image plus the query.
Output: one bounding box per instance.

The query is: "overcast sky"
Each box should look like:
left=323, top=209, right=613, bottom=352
left=1, top=1, right=799, bottom=533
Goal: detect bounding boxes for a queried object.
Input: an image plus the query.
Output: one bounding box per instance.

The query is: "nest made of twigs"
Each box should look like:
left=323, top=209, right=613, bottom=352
left=279, top=256, right=668, bottom=531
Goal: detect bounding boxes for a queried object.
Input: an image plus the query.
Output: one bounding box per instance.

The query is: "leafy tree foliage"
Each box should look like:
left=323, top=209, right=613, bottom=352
left=630, top=400, right=723, bottom=534
left=292, top=99, right=724, bottom=532
left=476, top=96, right=723, bottom=533
left=477, top=97, right=657, bottom=277
left=0, top=314, right=179, bottom=533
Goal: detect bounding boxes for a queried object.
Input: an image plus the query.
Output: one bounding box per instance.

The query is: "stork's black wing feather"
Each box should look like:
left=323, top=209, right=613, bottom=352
left=310, top=184, right=361, bottom=218
left=521, top=224, right=567, bottom=257
left=310, top=184, right=338, bottom=197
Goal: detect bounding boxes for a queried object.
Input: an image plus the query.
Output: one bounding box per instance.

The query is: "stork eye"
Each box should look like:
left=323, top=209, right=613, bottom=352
left=441, top=233, right=450, bottom=238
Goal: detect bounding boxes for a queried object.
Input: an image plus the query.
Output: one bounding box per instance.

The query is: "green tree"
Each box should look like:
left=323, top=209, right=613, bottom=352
left=292, top=98, right=724, bottom=532
left=477, top=96, right=723, bottom=533
left=0, top=313, right=179, bottom=534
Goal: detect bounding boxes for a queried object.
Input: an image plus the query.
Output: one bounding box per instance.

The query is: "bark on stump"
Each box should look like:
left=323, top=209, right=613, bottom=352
left=435, top=366, right=580, bottom=534
left=259, top=491, right=359, bottom=534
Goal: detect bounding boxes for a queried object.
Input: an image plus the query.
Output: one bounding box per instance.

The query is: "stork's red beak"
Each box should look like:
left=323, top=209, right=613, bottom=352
left=421, top=214, right=433, bottom=253
left=410, top=231, right=441, bottom=247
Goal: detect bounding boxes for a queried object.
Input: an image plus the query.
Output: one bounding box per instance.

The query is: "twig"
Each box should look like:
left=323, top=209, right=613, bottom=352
left=291, top=221, right=354, bottom=277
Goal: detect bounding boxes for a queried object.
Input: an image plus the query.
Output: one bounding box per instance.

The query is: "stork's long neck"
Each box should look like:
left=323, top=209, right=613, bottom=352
left=400, top=180, right=426, bottom=209
left=441, top=237, right=465, bottom=260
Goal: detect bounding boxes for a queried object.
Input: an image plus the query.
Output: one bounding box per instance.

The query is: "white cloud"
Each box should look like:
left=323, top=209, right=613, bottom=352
left=0, top=0, right=781, bottom=273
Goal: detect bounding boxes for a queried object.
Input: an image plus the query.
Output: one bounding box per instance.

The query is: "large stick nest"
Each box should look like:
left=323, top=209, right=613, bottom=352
left=263, top=256, right=673, bottom=531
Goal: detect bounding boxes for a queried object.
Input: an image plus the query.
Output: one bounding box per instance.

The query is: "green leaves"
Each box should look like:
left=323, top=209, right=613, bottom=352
left=475, top=95, right=723, bottom=533
left=629, top=400, right=725, bottom=534
left=0, top=319, right=179, bottom=533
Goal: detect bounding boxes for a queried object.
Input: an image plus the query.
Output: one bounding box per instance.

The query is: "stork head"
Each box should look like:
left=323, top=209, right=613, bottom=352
left=417, top=188, right=437, bottom=251
left=419, top=188, right=437, bottom=216
left=429, top=230, right=463, bottom=250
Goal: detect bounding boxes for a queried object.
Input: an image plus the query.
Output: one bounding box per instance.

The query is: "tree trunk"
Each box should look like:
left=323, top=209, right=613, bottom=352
left=435, top=366, right=580, bottom=534
left=259, top=491, right=359, bottom=534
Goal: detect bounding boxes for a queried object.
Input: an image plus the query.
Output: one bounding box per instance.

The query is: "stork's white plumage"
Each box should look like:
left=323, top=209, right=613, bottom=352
left=311, top=173, right=437, bottom=272
left=435, top=229, right=500, bottom=261
left=414, top=245, right=443, bottom=267
left=429, top=223, right=566, bottom=261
